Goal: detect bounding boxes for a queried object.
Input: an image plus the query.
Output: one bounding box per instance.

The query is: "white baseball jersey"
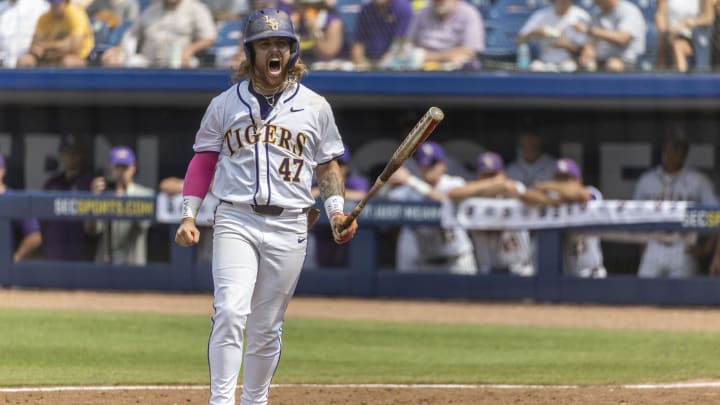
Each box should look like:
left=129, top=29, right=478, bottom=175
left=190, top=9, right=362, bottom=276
left=634, top=166, right=718, bottom=277
left=390, top=174, right=475, bottom=266
left=470, top=180, right=534, bottom=276
left=194, top=80, right=345, bottom=209
left=565, top=185, right=606, bottom=278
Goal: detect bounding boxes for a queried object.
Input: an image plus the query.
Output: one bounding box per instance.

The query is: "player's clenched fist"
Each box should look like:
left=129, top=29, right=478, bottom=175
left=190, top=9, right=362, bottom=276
left=175, top=218, right=200, bottom=247
left=331, top=213, right=358, bottom=244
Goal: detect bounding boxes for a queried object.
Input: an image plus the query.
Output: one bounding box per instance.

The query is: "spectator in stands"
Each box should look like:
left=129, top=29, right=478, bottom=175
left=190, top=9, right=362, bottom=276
left=17, top=0, right=94, bottom=67
left=516, top=0, right=591, bottom=72
left=505, top=126, right=556, bottom=187
left=41, top=135, right=96, bottom=261
left=0, top=155, right=43, bottom=263
left=387, top=141, right=477, bottom=274
left=293, top=0, right=345, bottom=66
left=575, top=0, right=646, bottom=72
left=0, top=0, right=48, bottom=68
left=633, top=125, right=718, bottom=278
left=217, top=0, right=294, bottom=68
left=532, top=158, right=607, bottom=278
left=448, top=151, right=537, bottom=276
left=655, top=0, right=715, bottom=72
left=382, top=0, right=484, bottom=70
left=203, top=0, right=249, bottom=22
left=86, top=0, right=139, bottom=29
left=308, top=145, right=369, bottom=268
left=350, top=0, right=414, bottom=69
left=87, top=146, right=155, bottom=266
left=101, top=0, right=216, bottom=68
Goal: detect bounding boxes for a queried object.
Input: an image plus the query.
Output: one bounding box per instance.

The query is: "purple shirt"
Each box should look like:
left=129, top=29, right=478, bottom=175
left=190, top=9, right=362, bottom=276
left=408, top=1, right=485, bottom=53
left=3, top=189, right=41, bottom=250
left=298, top=8, right=343, bottom=62
left=354, top=0, right=413, bottom=60
left=41, top=171, right=94, bottom=261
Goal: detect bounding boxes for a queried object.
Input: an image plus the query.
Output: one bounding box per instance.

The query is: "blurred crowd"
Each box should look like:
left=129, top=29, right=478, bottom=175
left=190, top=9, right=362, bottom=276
left=0, top=0, right=719, bottom=72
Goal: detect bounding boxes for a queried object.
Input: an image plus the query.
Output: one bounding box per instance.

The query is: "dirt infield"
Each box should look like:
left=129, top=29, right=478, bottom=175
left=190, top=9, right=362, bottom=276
left=3, top=289, right=720, bottom=404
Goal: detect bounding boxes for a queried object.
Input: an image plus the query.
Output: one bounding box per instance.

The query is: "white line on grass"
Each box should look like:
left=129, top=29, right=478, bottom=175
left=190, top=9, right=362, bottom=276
left=3, top=382, right=720, bottom=393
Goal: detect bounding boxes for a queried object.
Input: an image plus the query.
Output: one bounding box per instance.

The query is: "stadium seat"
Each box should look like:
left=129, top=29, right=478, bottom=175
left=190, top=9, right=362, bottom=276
left=577, top=0, right=596, bottom=14
left=467, top=0, right=493, bottom=18
left=202, top=19, right=244, bottom=67
left=138, top=0, right=153, bottom=12
left=335, top=0, right=363, bottom=44
left=692, top=26, right=712, bottom=71
left=629, top=0, right=656, bottom=22
left=487, top=0, right=542, bottom=21
left=639, top=23, right=658, bottom=71
left=482, top=18, right=527, bottom=61
left=88, top=20, right=133, bottom=63
left=213, top=19, right=245, bottom=49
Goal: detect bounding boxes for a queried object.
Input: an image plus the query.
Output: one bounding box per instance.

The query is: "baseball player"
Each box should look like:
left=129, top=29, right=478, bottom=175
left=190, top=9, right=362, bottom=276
left=387, top=141, right=477, bottom=274
left=174, top=9, right=357, bottom=405
left=633, top=127, right=718, bottom=278
left=534, top=158, right=607, bottom=278
left=447, top=152, right=536, bottom=276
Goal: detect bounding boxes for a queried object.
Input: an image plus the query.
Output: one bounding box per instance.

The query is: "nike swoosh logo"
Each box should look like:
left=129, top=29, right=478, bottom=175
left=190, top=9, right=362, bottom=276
left=290, top=107, right=304, bottom=113
left=298, top=237, right=306, bottom=244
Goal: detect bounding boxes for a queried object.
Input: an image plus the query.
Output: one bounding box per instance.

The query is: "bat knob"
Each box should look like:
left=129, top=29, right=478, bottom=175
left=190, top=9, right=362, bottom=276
left=428, top=106, right=444, bottom=121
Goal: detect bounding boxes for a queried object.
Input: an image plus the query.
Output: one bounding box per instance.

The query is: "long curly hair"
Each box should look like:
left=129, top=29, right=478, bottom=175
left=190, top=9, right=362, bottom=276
left=231, top=58, right=309, bottom=83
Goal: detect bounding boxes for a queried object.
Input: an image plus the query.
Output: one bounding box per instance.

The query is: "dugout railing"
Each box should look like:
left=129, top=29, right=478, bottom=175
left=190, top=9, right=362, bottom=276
left=2, top=192, right=720, bottom=306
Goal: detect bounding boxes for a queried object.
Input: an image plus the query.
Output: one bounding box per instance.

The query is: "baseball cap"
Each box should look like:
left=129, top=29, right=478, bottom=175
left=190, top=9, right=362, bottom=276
left=554, top=158, right=581, bottom=179
left=476, top=152, right=504, bottom=174
left=414, top=141, right=445, bottom=168
left=110, top=146, right=136, bottom=166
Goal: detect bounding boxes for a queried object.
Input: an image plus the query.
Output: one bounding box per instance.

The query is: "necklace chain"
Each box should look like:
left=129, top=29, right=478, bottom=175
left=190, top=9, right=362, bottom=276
left=264, top=93, right=276, bottom=107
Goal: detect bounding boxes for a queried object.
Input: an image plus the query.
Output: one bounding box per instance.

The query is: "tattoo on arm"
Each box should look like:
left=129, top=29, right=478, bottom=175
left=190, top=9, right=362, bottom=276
left=318, top=165, right=345, bottom=201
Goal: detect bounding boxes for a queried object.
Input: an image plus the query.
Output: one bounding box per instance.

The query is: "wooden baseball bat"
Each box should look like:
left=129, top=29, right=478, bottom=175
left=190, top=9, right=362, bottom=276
left=341, top=106, right=445, bottom=230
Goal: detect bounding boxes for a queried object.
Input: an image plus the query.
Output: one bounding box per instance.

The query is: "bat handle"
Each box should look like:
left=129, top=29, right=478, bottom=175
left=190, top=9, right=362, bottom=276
left=340, top=201, right=364, bottom=230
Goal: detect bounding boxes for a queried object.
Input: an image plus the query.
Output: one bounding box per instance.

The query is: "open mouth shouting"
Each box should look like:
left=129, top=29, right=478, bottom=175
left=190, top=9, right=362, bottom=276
left=268, top=56, right=283, bottom=77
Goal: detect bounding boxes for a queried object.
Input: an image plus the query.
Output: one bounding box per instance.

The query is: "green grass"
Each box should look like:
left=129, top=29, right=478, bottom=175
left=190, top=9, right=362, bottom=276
left=2, top=309, right=720, bottom=386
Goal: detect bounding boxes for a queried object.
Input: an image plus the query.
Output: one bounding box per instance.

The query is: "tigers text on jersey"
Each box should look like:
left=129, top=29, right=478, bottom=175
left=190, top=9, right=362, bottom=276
left=193, top=80, right=344, bottom=209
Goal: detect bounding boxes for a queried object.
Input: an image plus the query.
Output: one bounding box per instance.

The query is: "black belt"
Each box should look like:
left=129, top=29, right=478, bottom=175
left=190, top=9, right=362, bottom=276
left=220, top=200, right=309, bottom=216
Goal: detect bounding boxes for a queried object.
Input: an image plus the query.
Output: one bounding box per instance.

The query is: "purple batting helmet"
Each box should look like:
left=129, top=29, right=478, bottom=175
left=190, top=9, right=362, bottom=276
left=243, top=8, right=299, bottom=69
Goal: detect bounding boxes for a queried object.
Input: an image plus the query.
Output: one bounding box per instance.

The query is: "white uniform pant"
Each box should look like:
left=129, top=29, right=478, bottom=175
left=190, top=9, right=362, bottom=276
left=638, top=241, right=698, bottom=278
left=209, top=203, right=307, bottom=405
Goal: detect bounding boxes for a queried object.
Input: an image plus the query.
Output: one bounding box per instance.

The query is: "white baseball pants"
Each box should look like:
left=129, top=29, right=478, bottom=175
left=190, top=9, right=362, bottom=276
left=208, top=203, right=307, bottom=405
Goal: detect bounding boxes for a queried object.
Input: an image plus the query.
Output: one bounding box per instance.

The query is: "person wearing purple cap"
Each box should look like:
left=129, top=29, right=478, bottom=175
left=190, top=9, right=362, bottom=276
left=533, top=158, right=607, bottom=278
left=387, top=141, right=477, bottom=274
left=87, top=146, right=154, bottom=265
left=448, top=151, right=538, bottom=276
left=0, top=155, right=43, bottom=262
left=634, top=126, right=719, bottom=278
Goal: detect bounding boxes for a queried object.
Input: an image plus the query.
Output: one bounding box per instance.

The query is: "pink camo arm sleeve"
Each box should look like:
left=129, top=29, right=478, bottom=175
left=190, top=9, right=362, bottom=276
left=182, top=152, right=219, bottom=198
